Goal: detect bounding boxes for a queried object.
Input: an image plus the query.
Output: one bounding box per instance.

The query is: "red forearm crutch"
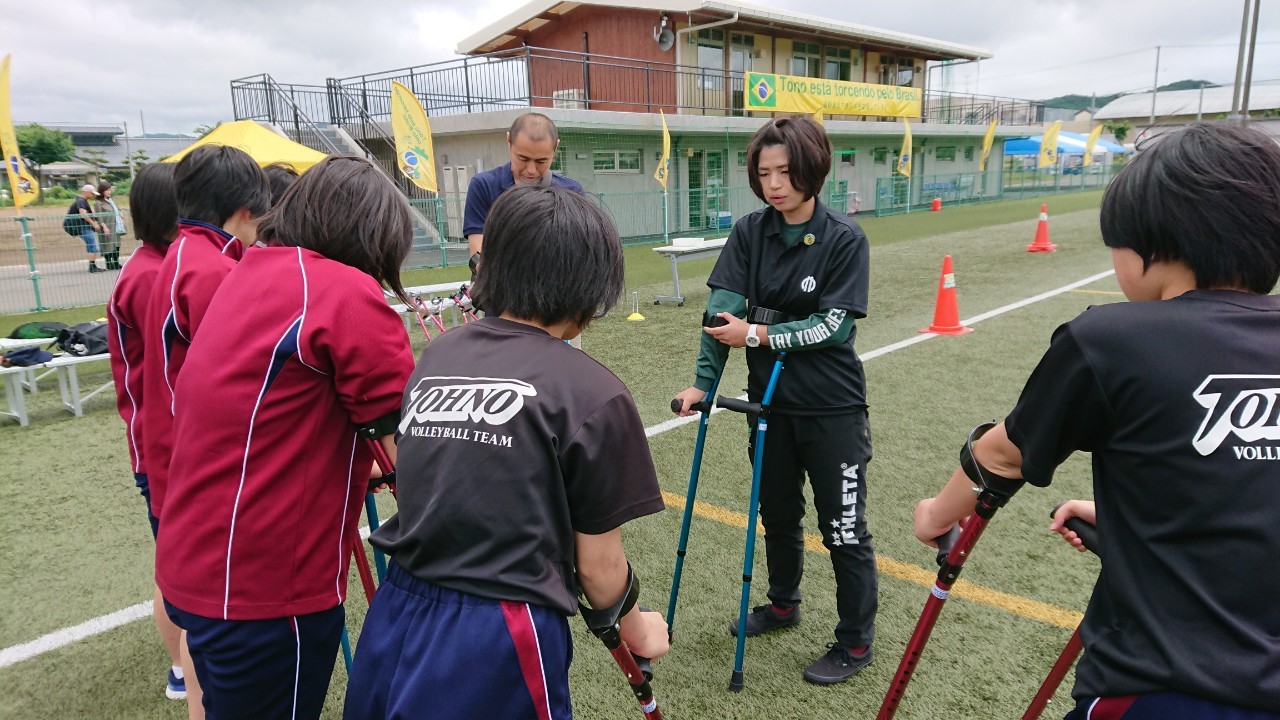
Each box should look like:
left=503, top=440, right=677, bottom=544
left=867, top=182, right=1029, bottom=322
left=350, top=437, right=399, bottom=603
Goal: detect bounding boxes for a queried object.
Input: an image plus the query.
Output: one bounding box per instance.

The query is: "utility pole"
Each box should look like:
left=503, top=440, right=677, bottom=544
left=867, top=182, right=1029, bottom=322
left=123, top=121, right=134, bottom=181
left=139, top=110, right=146, bottom=137
left=1239, top=0, right=1262, bottom=121
left=1148, top=45, right=1161, bottom=126
left=1229, top=0, right=1252, bottom=121
left=1197, top=84, right=1204, bottom=122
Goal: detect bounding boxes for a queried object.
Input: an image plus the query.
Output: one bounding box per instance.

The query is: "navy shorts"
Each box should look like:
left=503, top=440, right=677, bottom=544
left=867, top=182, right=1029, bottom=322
left=1066, top=693, right=1280, bottom=720
left=166, top=600, right=345, bottom=720
left=134, top=473, right=159, bottom=539
left=345, top=561, right=573, bottom=720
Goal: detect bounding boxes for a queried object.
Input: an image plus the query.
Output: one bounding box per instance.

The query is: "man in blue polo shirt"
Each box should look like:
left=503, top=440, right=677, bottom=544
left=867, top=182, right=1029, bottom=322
left=464, top=113, right=584, bottom=255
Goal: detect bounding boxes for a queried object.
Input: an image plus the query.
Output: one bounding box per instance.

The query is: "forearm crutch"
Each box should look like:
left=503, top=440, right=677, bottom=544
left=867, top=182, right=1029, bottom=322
left=1022, top=506, right=1100, bottom=720
left=714, top=354, right=786, bottom=693
left=581, top=567, right=664, bottom=720
left=877, top=422, right=1025, bottom=720
left=665, top=377, right=720, bottom=641
left=350, top=437, right=398, bottom=601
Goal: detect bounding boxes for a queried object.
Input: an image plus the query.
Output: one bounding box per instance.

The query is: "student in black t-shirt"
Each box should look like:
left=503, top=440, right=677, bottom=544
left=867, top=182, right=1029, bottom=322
left=346, top=185, right=668, bottom=720
left=914, top=123, right=1280, bottom=719
left=673, top=116, right=878, bottom=686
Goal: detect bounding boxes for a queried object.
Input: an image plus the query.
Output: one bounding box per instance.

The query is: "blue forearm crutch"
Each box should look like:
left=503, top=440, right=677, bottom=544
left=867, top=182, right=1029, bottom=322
left=665, top=377, right=720, bottom=640
left=716, top=353, right=786, bottom=692
left=364, top=494, right=388, bottom=582
left=341, top=624, right=354, bottom=671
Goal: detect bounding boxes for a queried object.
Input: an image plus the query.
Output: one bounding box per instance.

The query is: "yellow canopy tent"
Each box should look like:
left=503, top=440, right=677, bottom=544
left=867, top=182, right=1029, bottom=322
left=163, top=120, right=328, bottom=171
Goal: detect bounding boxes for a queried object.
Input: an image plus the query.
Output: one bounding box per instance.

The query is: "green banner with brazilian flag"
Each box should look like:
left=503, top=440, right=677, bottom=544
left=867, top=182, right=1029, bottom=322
left=390, top=81, right=438, bottom=193
left=745, top=72, right=921, bottom=118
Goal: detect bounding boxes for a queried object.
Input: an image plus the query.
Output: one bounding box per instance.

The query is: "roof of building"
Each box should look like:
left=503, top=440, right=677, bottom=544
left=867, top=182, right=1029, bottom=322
left=456, top=0, right=992, bottom=61
left=22, top=122, right=124, bottom=136
left=74, top=137, right=198, bottom=168
left=1094, top=84, right=1280, bottom=121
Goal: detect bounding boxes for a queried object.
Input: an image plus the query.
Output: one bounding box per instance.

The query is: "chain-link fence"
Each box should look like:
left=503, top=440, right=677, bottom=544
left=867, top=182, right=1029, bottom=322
left=2, top=211, right=129, bottom=314
left=873, top=162, right=1119, bottom=217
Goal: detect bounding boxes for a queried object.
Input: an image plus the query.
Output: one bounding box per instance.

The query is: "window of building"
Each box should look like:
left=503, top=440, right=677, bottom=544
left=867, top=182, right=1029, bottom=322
left=936, top=146, right=957, bottom=162
left=877, top=55, right=916, bottom=87
left=873, top=147, right=889, bottom=164
left=838, top=149, right=856, bottom=166
left=791, top=42, right=821, bottom=78
left=824, top=47, right=852, bottom=82
left=593, top=150, right=642, bottom=174
left=549, top=149, right=565, bottom=173
left=696, top=28, right=725, bottom=90
left=737, top=150, right=748, bottom=167
left=964, top=146, right=975, bottom=161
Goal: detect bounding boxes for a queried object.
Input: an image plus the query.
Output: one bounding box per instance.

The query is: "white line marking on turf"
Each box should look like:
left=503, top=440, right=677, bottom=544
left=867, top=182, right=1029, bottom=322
left=0, top=268, right=1115, bottom=669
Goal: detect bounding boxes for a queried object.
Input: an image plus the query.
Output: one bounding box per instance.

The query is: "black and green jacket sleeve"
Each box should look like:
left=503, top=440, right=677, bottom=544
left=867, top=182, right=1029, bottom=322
left=693, top=288, right=747, bottom=392
left=766, top=309, right=855, bottom=352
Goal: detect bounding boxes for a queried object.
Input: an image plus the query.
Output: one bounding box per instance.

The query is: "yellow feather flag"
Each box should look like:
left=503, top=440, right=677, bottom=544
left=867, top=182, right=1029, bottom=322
left=389, top=81, right=437, bottom=193
left=653, top=110, right=670, bottom=191
left=1038, top=120, right=1063, bottom=169
left=0, top=55, right=40, bottom=209
left=979, top=118, right=998, bottom=172
left=896, top=118, right=912, bottom=177
left=1083, top=124, right=1104, bottom=167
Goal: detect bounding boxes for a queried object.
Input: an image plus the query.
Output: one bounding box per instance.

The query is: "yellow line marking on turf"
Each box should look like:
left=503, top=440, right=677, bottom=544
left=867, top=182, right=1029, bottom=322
left=661, top=490, right=1083, bottom=631
left=1068, top=289, right=1124, bottom=296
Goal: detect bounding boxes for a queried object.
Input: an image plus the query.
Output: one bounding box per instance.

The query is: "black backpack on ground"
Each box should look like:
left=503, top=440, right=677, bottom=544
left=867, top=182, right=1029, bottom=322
left=51, top=321, right=109, bottom=356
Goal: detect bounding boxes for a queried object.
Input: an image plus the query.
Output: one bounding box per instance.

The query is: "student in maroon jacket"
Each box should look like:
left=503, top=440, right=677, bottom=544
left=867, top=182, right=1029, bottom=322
left=105, top=162, right=189, bottom=703
left=157, top=156, right=416, bottom=720
left=141, top=145, right=270, bottom=520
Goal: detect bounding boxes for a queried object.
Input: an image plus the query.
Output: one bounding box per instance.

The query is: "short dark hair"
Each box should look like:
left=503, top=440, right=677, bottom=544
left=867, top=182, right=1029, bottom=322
left=174, top=144, right=271, bottom=227
left=263, top=163, right=300, bottom=206
left=256, top=156, right=413, bottom=302
left=746, top=116, right=832, bottom=203
left=129, top=163, right=179, bottom=247
left=1101, top=123, right=1280, bottom=294
left=508, top=113, right=559, bottom=146
left=472, top=185, right=624, bottom=328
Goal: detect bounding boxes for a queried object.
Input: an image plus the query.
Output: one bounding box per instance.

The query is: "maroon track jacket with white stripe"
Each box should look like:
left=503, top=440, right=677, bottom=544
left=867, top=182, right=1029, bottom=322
left=142, top=221, right=245, bottom=516
left=107, top=243, right=166, bottom=475
left=155, top=246, right=413, bottom=620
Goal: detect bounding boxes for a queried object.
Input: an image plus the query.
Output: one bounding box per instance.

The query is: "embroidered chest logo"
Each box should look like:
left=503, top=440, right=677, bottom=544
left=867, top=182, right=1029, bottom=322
left=400, top=377, right=537, bottom=430
left=800, top=276, right=816, bottom=293
left=1191, top=375, right=1280, bottom=457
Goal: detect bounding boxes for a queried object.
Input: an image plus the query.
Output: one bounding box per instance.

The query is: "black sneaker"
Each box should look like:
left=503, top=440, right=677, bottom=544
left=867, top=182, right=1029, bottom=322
left=88, top=264, right=104, bottom=273
left=803, top=644, right=873, bottom=685
left=727, top=604, right=800, bottom=637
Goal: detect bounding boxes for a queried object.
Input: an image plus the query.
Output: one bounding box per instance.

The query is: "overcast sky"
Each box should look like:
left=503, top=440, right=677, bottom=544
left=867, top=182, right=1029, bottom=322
left=5, top=0, right=1277, bottom=134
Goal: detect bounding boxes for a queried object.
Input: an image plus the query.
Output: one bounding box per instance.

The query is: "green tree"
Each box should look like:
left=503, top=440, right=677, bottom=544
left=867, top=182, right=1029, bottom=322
left=1103, top=121, right=1131, bottom=144
left=79, top=148, right=109, bottom=174
left=129, top=149, right=151, bottom=173
left=14, top=124, right=74, bottom=173
left=194, top=122, right=222, bottom=139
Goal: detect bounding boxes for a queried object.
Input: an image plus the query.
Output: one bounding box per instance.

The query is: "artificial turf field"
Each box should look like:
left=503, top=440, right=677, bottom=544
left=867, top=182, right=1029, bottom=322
left=1, top=191, right=1114, bottom=719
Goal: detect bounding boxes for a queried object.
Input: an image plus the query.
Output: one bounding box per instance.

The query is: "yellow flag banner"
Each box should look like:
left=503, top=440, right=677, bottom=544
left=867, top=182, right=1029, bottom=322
left=1083, top=124, right=1104, bottom=166
left=390, top=81, right=437, bottom=193
left=980, top=118, right=998, bottom=172
left=0, top=55, right=39, bottom=209
left=1038, top=120, right=1063, bottom=169
left=653, top=110, right=670, bottom=191
left=745, top=72, right=921, bottom=119
left=897, top=118, right=912, bottom=178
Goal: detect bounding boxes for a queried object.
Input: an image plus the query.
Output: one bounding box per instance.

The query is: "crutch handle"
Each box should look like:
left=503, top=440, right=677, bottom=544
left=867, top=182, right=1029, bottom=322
left=933, top=525, right=962, bottom=566
left=1049, top=502, right=1102, bottom=559
left=716, top=396, right=760, bottom=415
left=670, top=397, right=712, bottom=414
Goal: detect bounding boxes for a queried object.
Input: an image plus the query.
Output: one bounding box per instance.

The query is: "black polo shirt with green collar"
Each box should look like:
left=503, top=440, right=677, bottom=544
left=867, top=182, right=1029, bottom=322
left=707, top=201, right=869, bottom=415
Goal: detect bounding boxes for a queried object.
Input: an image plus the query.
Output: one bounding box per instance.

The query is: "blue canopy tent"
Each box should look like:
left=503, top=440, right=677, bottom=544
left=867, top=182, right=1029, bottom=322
left=1004, top=131, right=1126, bottom=156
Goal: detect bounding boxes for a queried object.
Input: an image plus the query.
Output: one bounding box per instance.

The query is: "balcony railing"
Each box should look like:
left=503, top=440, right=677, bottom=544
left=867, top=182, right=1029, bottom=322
left=283, top=47, right=1043, bottom=125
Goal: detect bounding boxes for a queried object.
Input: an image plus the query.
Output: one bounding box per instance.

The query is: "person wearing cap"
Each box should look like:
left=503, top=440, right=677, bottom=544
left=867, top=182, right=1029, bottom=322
left=72, top=183, right=105, bottom=273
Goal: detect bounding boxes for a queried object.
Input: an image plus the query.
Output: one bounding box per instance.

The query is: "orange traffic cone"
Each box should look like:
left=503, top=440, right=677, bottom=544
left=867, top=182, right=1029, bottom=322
left=919, top=255, right=972, bottom=335
left=1027, top=203, right=1056, bottom=252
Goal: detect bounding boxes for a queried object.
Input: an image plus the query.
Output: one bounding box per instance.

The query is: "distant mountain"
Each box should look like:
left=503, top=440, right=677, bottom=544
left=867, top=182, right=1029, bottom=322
left=1042, top=80, right=1217, bottom=111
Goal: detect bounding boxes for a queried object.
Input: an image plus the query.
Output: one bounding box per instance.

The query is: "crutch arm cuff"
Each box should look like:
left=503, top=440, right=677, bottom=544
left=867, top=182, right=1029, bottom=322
left=579, top=564, right=640, bottom=636
left=357, top=411, right=400, bottom=440
left=959, top=421, right=1024, bottom=503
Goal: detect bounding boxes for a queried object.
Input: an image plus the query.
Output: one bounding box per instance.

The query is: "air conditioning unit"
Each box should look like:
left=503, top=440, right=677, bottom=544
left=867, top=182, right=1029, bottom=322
left=552, top=89, right=586, bottom=109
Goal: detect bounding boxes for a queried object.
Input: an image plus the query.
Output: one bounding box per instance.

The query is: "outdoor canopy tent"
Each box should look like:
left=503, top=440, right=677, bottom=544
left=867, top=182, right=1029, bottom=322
left=162, top=120, right=328, bottom=170
left=1003, top=130, right=1126, bottom=156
